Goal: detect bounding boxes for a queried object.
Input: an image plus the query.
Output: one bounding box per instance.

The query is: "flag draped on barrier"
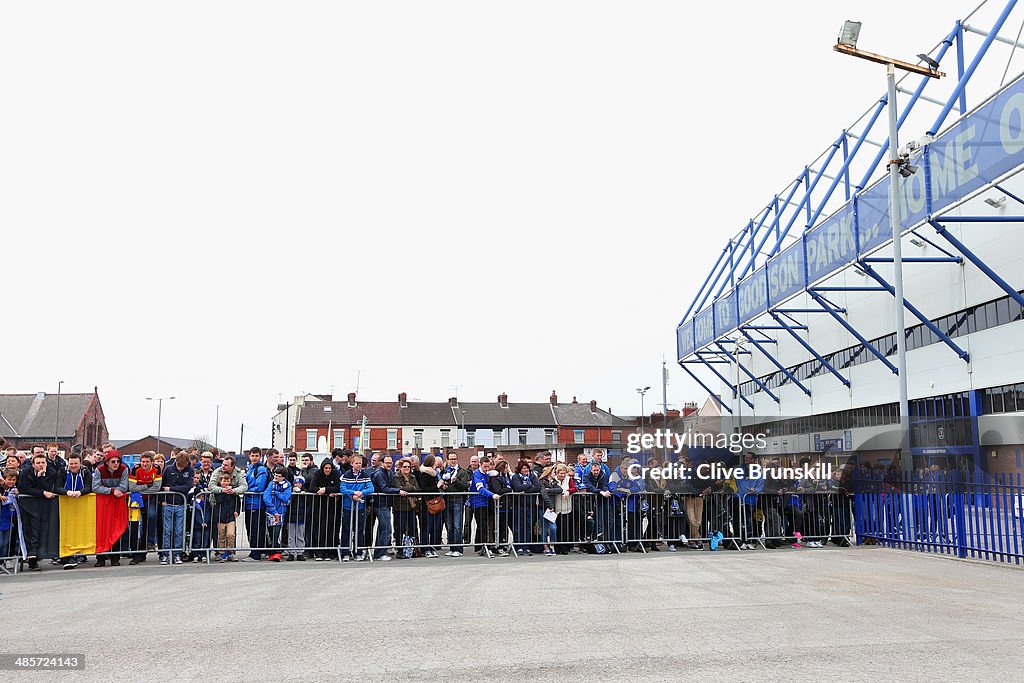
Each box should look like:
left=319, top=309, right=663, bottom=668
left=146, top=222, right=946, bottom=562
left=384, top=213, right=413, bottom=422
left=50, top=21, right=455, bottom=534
left=59, top=494, right=128, bottom=557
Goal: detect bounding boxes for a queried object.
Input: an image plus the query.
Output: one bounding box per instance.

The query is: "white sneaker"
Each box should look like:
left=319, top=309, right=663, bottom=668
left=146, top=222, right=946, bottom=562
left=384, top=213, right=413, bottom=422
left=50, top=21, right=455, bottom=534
left=445, top=551, right=455, bottom=557
left=679, top=534, right=688, bottom=545
left=377, top=555, right=392, bottom=562
left=450, top=551, right=462, bottom=557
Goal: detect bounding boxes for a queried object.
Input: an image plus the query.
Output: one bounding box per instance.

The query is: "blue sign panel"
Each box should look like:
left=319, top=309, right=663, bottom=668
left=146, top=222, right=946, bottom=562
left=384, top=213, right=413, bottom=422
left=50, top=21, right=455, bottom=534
left=929, top=74, right=1024, bottom=212
left=805, top=203, right=857, bottom=284
left=693, top=306, right=715, bottom=349
left=677, top=321, right=694, bottom=360
left=737, top=267, right=767, bottom=325
left=767, top=241, right=805, bottom=305
left=714, top=291, right=737, bottom=337
left=856, top=182, right=889, bottom=256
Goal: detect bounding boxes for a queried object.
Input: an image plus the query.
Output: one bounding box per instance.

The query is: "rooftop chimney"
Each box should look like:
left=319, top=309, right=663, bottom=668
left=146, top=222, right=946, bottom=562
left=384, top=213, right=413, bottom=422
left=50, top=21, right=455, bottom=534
left=572, top=396, right=577, bottom=403
left=398, top=392, right=408, bottom=408
left=498, top=392, right=508, bottom=408
left=550, top=390, right=558, bottom=406
left=347, top=392, right=357, bottom=408
left=589, top=400, right=597, bottom=414
left=449, top=397, right=458, bottom=407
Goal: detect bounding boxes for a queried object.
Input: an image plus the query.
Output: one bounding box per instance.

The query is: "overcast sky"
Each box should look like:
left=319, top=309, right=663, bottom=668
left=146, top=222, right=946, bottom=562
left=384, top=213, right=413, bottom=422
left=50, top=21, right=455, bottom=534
left=2, top=1, right=998, bottom=445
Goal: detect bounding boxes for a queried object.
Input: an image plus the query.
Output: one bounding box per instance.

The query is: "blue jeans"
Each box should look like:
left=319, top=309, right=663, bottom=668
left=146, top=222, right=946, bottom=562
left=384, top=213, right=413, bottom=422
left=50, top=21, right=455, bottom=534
left=373, top=506, right=393, bottom=559
left=162, top=504, right=184, bottom=560
left=542, top=516, right=557, bottom=545
left=445, top=502, right=464, bottom=553
left=340, top=506, right=366, bottom=557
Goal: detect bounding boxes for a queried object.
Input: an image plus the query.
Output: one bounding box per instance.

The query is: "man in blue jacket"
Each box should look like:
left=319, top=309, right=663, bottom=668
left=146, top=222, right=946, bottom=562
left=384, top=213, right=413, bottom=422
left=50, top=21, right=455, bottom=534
left=242, top=447, right=270, bottom=561
left=471, top=456, right=500, bottom=555
left=339, top=453, right=374, bottom=561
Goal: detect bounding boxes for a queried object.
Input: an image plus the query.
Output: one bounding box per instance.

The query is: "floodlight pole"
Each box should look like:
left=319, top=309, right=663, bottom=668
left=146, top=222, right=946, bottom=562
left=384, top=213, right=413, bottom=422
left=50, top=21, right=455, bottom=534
left=834, top=40, right=942, bottom=474
left=885, top=63, right=912, bottom=475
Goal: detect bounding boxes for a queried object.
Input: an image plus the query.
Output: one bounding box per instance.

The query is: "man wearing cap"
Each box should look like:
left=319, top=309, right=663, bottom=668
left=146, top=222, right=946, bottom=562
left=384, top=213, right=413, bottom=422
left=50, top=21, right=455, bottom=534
left=93, top=449, right=130, bottom=567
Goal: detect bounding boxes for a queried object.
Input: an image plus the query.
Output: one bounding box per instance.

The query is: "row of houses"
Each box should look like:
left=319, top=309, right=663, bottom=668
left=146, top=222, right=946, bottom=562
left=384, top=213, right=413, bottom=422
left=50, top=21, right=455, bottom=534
left=272, top=391, right=691, bottom=457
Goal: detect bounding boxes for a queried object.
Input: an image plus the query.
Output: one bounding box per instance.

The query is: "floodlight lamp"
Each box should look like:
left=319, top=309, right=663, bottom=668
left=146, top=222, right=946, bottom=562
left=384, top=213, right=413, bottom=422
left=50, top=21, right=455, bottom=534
left=899, top=163, right=919, bottom=178
left=917, top=53, right=941, bottom=71
left=839, top=20, right=862, bottom=49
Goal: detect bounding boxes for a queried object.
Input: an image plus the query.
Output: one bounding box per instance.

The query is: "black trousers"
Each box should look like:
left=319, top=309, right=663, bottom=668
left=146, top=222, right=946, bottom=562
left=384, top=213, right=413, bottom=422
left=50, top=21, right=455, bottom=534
left=473, top=506, right=494, bottom=551
left=245, top=508, right=267, bottom=558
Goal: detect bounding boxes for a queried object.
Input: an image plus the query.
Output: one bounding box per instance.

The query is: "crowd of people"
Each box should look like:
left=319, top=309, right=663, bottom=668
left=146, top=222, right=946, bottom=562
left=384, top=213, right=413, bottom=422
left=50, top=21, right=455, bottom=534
left=0, top=436, right=857, bottom=572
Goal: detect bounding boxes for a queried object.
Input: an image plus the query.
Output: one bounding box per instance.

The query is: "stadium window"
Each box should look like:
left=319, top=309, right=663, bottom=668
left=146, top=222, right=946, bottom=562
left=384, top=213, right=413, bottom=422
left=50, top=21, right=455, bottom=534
left=982, top=390, right=993, bottom=415
left=983, top=301, right=998, bottom=331
left=1004, top=385, right=1018, bottom=413
left=991, top=386, right=1005, bottom=413
left=995, top=297, right=1011, bottom=326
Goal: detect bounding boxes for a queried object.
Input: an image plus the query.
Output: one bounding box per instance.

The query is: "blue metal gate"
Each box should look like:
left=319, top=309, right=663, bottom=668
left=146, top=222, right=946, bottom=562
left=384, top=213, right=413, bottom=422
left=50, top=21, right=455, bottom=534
left=855, top=471, right=1024, bottom=565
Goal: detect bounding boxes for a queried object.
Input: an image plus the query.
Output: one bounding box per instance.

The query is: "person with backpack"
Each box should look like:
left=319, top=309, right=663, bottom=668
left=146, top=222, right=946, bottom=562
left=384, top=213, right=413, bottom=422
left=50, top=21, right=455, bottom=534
left=242, top=447, right=270, bottom=561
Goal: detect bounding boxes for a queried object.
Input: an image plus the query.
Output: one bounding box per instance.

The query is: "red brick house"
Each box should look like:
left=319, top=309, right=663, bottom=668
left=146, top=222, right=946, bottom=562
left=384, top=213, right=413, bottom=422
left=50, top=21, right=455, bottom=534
left=0, top=387, right=109, bottom=453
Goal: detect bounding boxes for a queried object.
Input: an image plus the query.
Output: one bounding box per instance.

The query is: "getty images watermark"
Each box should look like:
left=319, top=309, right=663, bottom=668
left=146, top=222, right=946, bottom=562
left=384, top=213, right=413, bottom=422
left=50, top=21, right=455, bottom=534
left=621, top=429, right=832, bottom=482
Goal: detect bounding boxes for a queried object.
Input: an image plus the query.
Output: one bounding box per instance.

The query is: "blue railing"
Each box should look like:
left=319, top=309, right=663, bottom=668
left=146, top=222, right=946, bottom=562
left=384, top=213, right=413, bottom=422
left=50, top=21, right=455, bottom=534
left=854, top=471, right=1024, bottom=565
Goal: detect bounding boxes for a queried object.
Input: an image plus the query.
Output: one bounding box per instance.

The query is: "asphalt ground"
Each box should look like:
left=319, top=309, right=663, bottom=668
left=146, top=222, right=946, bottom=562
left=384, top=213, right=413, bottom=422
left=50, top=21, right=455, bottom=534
left=1, top=545, right=1022, bottom=682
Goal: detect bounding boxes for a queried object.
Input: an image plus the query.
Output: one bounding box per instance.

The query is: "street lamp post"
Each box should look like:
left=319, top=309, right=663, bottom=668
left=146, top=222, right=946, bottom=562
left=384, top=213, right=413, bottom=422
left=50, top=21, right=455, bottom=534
left=146, top=396, right=176, bottom=455
left=215, top=404, right=221, bottom=449
left=834, top=22, right=943, bottom=474
left=636, top=386, right=651, bottom=449
left=55, top=380, right=63, bottom=445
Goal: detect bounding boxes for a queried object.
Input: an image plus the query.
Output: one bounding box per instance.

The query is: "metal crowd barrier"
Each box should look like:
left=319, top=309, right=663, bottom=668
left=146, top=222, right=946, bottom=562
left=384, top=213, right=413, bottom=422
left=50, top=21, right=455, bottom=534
left=5, top=490, right=190, bottom=571
left=616, top=492, right=740, bottom=550
left=741, top=492, right=855, bottom=548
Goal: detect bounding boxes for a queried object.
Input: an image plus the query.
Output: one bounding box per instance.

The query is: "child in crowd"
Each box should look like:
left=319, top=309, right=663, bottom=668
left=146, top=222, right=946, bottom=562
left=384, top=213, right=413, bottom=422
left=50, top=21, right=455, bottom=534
left=263, top=466, right=293, bottom=562
left=0, top=469, right=18, bottom=566
left=215, top=474, right=239, bottom=562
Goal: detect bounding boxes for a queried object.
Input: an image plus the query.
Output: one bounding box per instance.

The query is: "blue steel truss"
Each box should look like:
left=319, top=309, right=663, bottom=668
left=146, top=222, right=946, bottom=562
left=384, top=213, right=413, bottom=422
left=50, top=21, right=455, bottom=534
left=677, top=0, right=1024, bottom=405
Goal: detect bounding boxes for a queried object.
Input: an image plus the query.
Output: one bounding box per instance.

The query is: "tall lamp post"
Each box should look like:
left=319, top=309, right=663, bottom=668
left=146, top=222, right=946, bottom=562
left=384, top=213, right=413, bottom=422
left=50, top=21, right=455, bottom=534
left=215, top=404, right=221, bottom=449
left=146, top=396, right=175, bottom=455
left=636, top=386, right=651, bottom=451
left=834, top=21, right=943, bottom=474
left=55, top=380, right=64, bottom=445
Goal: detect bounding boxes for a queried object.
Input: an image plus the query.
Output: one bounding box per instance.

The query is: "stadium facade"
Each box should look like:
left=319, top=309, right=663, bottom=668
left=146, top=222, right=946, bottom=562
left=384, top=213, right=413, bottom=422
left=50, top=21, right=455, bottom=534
left=676, top=0, right=1024, bottom=479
